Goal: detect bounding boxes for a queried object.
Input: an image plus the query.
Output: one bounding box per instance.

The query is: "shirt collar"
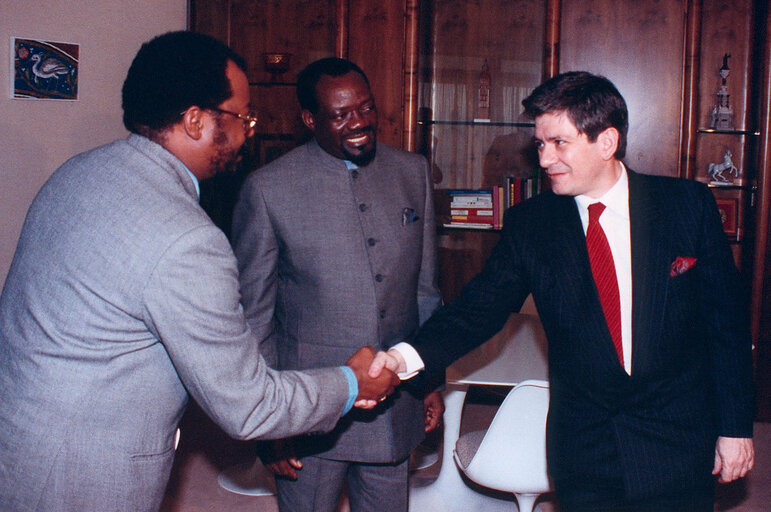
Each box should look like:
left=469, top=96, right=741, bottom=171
left=180, top=163, right=200, bottom=200
left=574, top=162, right=629, bottom=219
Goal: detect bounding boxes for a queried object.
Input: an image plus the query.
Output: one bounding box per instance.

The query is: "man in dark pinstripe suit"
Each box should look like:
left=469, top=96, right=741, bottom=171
left=371, top=71, right=755, bottom=511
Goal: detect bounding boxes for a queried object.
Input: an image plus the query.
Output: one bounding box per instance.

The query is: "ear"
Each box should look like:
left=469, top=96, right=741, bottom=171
left=180, top=106, right=205, bottom=140
left=301, top=109, right=316, bottom=131
left=597, top=127, right=619, bottom=161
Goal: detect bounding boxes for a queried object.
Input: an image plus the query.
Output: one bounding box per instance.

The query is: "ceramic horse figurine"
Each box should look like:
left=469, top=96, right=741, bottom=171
left=708, top=150, right=738, bottom=183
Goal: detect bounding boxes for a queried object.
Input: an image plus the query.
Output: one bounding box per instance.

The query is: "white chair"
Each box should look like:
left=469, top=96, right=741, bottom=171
left=452, top=380, right=551, bottom=512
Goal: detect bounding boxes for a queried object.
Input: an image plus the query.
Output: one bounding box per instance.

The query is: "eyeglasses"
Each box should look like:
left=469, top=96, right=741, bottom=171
left=208, top=107, right=258, bottom=131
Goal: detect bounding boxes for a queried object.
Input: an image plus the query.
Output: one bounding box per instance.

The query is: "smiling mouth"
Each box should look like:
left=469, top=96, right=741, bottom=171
left=345, top=134, right=370, bottom=146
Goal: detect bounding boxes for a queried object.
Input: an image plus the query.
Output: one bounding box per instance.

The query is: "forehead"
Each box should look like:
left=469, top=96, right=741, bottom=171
left=534, top=111, right=580, bottom=138
left=224, top=60, right=250, bottom=109
left=315, top=72, right=372, bottom=109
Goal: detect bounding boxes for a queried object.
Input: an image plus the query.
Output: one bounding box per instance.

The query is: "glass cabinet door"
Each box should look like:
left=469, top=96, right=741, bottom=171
left=417, top=0, right=548, bottom=190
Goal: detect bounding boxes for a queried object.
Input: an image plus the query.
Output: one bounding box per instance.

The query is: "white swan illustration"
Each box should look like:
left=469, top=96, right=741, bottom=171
left=30, top=53, right=70, bottom=86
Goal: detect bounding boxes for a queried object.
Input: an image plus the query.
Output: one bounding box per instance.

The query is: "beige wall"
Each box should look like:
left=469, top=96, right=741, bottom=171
left=0, top=0, right=188, bottom=284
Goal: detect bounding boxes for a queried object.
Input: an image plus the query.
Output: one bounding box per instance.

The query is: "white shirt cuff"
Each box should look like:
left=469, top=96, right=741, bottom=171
left=390, top=342, right=425, bottom=380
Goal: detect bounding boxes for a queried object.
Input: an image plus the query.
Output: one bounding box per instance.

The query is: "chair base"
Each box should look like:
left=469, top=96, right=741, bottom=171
left=514, top=493, right=539, bottom=512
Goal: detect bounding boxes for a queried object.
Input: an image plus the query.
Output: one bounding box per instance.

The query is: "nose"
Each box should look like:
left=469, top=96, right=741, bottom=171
left=347, top=109, right=368, bottom=130
left=538, top=144, right=557, bottom=168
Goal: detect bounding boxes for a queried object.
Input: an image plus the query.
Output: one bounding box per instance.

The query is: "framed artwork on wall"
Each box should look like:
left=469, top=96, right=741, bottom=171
left=715, top=197, right=738, bottom=238
left=11, top=37, right=79, bottom=100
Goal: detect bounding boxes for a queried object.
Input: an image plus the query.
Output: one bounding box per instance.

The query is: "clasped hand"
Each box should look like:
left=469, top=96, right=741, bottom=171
left=349, top=348, right=407, bottom=408
left=346, top=346, right=401, bottom=409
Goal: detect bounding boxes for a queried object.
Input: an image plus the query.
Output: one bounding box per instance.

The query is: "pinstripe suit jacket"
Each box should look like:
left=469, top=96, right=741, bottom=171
left=232, top=139, right=441, bottom=463
left=411, top=169, right=754, bottom=499
left=0, top=135, right=349, bottom=512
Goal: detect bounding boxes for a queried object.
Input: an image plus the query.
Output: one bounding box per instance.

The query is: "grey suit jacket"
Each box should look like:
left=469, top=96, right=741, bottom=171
left=232, top=139, right=441, bottom=463
left=0, top=135, right=349, bottom=512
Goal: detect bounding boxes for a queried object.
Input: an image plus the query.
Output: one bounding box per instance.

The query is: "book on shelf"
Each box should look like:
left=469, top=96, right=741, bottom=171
left=450, top=208, right=494, bottom=216
left=504, top=172, right=542, bottom=208
left=451, top=214, right=497, bottom=224
left=439, top=175, right=542, bottom=231
left=443, top=222, right=495, bottom=229
left=447, top=189, right=494, bottom=207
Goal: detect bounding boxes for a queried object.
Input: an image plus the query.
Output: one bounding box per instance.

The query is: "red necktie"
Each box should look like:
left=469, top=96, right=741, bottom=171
left=586, top=202, right=623, bottom=366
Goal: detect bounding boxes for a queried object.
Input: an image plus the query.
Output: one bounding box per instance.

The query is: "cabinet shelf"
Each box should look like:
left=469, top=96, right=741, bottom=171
left=706, top=182, right=756, bottom=191
left=419, top=120, right=535, bottom=128
left=697, top=128, right=760, bottom=136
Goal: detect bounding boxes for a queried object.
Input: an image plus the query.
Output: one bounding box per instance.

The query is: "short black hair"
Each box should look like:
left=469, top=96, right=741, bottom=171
left=296, top=57, right=370, bottom=113
left=122, top=31, right=247, bottom=137
left=522, top=71, right=629, bottom=159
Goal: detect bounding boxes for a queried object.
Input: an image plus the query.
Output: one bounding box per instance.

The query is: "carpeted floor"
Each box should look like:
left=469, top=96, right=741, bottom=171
left=161, top=398, right=771, bottom=512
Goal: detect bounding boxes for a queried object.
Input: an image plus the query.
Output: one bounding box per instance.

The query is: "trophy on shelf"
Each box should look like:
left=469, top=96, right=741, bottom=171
left=707, top=149, right=739, bottom=185
left=709, top=53, right=734, bottom=130
left=474, top=59, right=491, bottom=122
left=263, top=52, right=292, bottom=82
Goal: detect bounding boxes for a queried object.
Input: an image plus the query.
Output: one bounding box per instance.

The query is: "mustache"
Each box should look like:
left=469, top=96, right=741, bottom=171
left=346, top=127, right=375, bottom=138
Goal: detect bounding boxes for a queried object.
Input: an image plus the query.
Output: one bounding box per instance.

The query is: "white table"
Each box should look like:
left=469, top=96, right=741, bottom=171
left=409, top=297, right=549, bottom=512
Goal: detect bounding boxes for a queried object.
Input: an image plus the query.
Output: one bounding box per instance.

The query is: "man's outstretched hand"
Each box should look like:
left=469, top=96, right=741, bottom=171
left=367, top=348, right=407, bottom=378
left=346, top=346, right=400, bottom=409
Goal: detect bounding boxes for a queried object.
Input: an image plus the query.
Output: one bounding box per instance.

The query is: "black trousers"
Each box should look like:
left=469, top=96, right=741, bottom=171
left=556, top=476, right=715, bottom=512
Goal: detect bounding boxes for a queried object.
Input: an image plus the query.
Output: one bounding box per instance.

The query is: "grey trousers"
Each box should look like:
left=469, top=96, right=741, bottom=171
left=275, top=455, right=410, bottom=512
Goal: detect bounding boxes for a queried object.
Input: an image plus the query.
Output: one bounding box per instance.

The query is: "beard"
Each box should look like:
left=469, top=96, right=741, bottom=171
left=343, top=146, right=376, bottom=167
left=341, top=128, right=377, bottom=166
left=209, top=122, right=246, bottom=175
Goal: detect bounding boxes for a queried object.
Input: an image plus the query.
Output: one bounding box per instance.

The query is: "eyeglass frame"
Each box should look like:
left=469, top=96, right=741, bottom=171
left=207, top=107, right=258, bottom=131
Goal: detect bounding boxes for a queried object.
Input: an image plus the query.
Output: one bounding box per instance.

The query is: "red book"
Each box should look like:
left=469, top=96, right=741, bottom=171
left=451, top=214, right=498, bottom=223
left=450, top=208, right=494, bottom=216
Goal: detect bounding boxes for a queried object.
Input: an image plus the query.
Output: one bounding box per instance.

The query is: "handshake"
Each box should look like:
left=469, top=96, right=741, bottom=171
left=345, top=346, right=408, bottom=409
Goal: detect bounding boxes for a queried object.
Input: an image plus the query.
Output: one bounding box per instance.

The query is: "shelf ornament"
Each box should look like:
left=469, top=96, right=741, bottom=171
left=708, top=149, right=738, bottom=185
left=474, top=59, right=491, bottom=122
left=709, top=53, right=734, bottom=130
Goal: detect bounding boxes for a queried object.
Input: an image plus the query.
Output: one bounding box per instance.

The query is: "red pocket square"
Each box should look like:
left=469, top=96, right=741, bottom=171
left=670, top=256, right=697, bottom=277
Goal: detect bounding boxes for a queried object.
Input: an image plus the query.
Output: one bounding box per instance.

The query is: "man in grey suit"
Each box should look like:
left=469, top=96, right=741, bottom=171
left=0, top=32, right=398, bottom=512
left=231, top=57, right=443, bottom=512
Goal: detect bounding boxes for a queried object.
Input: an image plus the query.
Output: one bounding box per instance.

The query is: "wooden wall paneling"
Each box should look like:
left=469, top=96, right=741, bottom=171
left=679, top=0, right=701, bottom=180
left=404, top=0, right=420, bottom=152
left=544, top=0, right=561, bottom=81
left=228, top=0, right=337, bottom=83
left=335, top=0, right=349, bottom=58
left=560, top=0, right=686, bottom=177
left=230, top=0, right=336, bottom=141
left=694, top=0, right=755, bottom=185
left=437, top=230, right=500, bottom=303
left=189, top=0, right=231, bottom=43
left=698, top=0, right=754, bottom=133
left=346, top=1, right=407, bottom=148
left=753, top=1, right=771, bottom=346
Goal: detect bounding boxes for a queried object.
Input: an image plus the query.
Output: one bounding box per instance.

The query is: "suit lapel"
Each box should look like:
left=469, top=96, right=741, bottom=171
left=628, top=170, right=670, bottom=375
left=542, top=194, right=631, bottom=374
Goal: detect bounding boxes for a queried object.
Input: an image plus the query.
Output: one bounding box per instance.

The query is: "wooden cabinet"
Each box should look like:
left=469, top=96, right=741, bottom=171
left=415, top=0, right=552, bottom=301
left=191, top=0, right=771, bottom=415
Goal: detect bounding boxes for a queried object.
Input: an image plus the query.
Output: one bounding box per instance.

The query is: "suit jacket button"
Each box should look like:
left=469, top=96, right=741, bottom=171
left=368, top=238, right=376, bottom=246
left=359, top=203, right=367, bottom=212
left=352, top=170, right=359, bottom=179
left=375, top=274, right=384, bottom=282
left=379, top=310, right=386, bottom=318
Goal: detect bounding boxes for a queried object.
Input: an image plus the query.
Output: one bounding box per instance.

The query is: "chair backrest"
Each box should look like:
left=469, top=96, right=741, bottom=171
left=462, top=379, right=550, bottom=493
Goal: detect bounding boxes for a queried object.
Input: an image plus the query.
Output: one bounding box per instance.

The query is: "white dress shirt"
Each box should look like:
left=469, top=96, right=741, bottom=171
left=575, top=164, right=632, bottom=374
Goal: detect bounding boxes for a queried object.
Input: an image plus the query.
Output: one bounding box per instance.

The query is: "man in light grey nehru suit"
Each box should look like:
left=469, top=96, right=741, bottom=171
left=0, top=32, right=398, bottom=512
left=232, top=57, right=444, bottom=512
